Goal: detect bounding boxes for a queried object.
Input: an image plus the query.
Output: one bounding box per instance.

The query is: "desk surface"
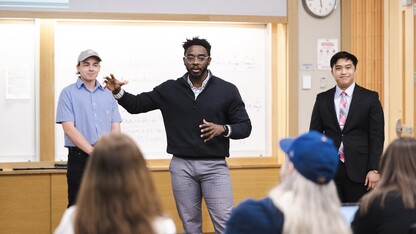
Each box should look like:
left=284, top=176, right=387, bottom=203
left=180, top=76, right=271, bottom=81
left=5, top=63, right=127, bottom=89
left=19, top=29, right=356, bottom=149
left=0, top=157, right=280, bottom=175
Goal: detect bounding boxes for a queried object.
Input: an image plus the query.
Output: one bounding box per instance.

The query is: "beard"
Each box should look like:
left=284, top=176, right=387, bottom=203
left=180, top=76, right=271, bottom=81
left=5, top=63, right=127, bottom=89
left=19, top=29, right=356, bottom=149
left=187, top=66, right=208, bottom=82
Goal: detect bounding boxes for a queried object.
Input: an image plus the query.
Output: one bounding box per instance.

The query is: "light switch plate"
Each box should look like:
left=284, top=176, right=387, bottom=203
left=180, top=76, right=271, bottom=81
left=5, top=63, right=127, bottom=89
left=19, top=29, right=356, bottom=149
left=302, top=75, right=311, bottom=89
left=320, top=76, right=327, bottom=88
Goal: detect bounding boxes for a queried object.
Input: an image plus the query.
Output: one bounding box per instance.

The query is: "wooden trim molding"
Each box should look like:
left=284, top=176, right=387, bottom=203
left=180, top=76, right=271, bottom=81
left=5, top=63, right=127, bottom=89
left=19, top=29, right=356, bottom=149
left=0, top=10, right=287, bottom=23
left=39, top=19, right=55, bottom=161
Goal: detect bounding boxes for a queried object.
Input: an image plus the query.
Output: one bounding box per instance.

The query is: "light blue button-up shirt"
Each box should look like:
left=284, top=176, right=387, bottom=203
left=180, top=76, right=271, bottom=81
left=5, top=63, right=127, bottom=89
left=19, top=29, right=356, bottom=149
left=56, top=78, right=122, bottom=147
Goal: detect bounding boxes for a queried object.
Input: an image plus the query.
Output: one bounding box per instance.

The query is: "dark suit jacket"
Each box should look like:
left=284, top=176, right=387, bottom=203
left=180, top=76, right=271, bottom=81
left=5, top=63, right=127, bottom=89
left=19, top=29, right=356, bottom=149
left=310, top=84, right=384, bottom=183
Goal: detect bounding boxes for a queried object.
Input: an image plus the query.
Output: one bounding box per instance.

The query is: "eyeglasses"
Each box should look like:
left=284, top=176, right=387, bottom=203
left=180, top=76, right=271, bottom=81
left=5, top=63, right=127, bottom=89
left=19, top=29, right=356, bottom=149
left=184, top=55, right=210, bottom=63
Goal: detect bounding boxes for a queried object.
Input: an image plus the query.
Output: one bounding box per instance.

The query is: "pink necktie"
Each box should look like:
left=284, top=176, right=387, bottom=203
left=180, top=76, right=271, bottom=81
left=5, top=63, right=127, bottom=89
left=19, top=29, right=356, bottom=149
left=339, top=92, right=347, bottom=163
left=339, top=92, right=347, bottom=128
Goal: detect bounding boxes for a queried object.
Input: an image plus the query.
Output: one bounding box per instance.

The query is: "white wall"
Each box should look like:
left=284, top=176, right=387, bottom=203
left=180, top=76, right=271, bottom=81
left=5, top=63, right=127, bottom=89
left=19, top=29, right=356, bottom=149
left=297, top=0, right=341, bottom=134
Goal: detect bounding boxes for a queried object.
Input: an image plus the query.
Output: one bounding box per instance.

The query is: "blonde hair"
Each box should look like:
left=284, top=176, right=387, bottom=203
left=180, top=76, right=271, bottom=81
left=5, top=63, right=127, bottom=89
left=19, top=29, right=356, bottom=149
left=269, top=160, right=351, bottom=234
left=74, top=133, right=164, bottom=234
left=359, top=137, right=416, bottom=214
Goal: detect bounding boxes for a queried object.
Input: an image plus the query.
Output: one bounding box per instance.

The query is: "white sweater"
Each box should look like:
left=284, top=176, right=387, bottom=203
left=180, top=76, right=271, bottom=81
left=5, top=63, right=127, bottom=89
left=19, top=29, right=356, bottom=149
left=54, top=206, right=176, bottom=234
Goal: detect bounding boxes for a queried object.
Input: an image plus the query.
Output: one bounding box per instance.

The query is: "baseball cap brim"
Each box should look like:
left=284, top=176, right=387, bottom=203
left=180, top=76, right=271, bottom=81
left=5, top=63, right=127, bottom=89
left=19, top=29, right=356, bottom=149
left=279, top=138, right=295, bottom=155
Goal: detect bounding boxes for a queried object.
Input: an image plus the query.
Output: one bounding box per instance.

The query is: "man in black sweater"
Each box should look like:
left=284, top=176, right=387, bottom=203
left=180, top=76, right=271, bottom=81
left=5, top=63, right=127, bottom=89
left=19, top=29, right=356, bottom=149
left=104, top=37, right=252, bottom=234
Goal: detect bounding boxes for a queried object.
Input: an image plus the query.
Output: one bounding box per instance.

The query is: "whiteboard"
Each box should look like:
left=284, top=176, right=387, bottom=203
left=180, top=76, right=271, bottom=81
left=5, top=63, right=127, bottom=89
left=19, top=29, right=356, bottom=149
left=0, top=21, right=37, bottom=162
left=54, top=21, right=271, bottom=160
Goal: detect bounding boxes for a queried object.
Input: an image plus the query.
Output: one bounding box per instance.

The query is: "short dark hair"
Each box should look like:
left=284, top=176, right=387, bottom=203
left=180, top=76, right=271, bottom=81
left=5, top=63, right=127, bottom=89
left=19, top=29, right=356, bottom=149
left=183, top=37, right=211, bottom=56
left=330, top=51, right=358, bottom=70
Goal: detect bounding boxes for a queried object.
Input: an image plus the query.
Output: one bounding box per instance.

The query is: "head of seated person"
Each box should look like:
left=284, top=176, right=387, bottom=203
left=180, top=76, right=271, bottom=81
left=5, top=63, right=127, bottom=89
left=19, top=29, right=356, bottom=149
left=225, top=131, right=351, bottom=234
left=73, top=133, right=175, bottom=234
left=352, top=137, right=416, bottom=234
left=271, top=130, right=350, bottom=234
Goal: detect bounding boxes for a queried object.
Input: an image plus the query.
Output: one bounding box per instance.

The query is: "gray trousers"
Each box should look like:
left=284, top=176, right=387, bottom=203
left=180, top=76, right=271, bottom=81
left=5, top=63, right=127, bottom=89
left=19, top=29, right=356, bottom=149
left=170, top=156, right=234, bottom=234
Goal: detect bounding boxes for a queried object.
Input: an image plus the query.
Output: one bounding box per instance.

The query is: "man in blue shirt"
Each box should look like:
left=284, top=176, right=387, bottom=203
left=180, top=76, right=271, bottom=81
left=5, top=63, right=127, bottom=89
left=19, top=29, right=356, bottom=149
left=56, top=49, right=122, bottom=207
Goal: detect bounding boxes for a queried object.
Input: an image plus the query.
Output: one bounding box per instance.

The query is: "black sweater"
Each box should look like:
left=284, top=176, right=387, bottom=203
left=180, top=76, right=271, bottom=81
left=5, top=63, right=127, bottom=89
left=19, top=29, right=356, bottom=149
left=352, top=192, right=416, bottom=234
left=118, top=73, right=252, bottom=158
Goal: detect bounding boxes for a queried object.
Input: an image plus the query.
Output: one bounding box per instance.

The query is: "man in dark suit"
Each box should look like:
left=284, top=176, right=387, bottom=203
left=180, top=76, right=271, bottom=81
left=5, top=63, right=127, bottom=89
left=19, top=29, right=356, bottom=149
left=310, top=51, right=385, bottom=203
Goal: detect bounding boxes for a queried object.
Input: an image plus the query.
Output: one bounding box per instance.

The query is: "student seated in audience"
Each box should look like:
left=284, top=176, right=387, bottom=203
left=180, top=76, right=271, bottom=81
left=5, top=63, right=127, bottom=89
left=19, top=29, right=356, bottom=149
left=225, top=131, right=351, bottom=234
left=54, top=133, right=176, bottom=234
left=351, top=137, right=416, bottom=234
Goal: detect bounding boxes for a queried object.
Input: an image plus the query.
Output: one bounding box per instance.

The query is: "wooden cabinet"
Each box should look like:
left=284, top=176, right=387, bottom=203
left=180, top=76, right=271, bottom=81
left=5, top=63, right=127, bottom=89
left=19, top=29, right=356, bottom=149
left=0, top=160, right=279, bottom=234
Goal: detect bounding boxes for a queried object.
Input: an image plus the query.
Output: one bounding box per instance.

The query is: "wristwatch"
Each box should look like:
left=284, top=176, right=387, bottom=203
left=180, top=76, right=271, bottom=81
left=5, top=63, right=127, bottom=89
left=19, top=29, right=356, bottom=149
left=113, top=88, right=124, bottom=100
left=223, top=125, right=229, bottom=136
left=371, top=170, right=379, bottom=174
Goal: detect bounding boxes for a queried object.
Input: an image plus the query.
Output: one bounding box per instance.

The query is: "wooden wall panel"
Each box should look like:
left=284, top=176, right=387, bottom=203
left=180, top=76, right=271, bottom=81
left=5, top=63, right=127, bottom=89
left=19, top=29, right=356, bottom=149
left=343, top=0, right=414, bottom=141
left=51, top=174, right=67, bottom=232
left=0, top=174, right=51, bottom=234
left=343, top=0, right=384, bottom=105
left=414, top=6, right=416, bottom=134
left=0, top=166, right=280, bottom=234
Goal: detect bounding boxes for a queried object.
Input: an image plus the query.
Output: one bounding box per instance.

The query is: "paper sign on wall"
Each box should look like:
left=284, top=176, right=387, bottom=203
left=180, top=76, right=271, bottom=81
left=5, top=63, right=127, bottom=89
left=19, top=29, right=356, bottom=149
left=317, top=39, right=338, bottom=70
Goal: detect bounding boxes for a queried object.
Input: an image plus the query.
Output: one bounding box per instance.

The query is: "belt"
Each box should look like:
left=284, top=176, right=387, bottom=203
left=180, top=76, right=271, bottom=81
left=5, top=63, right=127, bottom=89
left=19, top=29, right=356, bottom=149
left=173, top=155, right=225, bottom=160
left=68, top=146, right=89, bottom=156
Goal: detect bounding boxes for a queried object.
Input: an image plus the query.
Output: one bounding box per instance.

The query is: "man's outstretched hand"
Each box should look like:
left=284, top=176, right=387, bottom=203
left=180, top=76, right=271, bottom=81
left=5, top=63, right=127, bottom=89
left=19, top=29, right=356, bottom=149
left=103, top=74, right=128, bottom=94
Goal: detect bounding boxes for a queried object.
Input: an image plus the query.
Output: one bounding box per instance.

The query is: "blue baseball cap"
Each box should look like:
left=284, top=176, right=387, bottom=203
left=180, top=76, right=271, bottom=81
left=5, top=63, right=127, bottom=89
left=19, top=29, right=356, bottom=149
left=279, top=131, right=339, bottom=184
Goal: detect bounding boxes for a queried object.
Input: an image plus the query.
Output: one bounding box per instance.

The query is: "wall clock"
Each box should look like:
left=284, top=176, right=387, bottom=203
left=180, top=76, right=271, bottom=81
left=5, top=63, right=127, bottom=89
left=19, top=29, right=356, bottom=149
left=302, top=0, right=338, bottom=18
